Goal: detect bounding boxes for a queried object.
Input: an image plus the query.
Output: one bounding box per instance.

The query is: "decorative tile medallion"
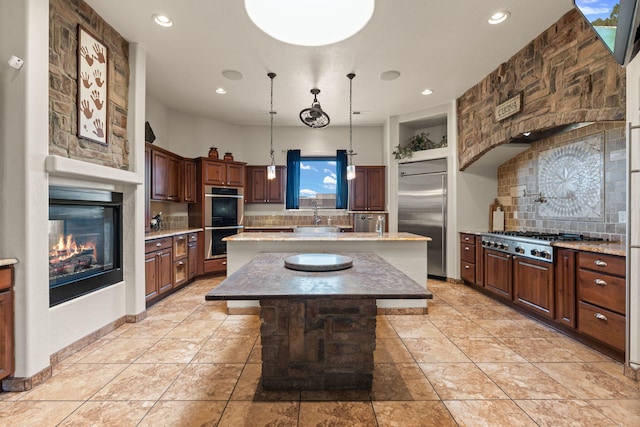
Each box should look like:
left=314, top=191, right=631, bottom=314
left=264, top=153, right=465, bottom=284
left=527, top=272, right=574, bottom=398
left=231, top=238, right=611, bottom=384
left=537, top=132, right=604, bottom=220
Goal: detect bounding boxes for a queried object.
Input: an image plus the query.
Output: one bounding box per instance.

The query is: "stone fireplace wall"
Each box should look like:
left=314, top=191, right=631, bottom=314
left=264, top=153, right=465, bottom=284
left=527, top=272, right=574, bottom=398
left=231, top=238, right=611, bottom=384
left=49, top=0, right=130, bottom=169
left=457, top=9, right=625, bottom=170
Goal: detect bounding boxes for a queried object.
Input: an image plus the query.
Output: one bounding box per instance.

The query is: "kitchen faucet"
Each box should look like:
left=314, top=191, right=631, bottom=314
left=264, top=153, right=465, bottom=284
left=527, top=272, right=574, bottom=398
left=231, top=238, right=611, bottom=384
left=313, top=200, right=321, bottom=225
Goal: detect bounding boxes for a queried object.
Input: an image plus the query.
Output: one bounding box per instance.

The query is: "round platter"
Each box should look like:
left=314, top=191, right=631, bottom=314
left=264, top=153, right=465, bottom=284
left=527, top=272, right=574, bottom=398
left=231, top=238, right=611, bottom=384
left=283, top=253, right=353, bottom=272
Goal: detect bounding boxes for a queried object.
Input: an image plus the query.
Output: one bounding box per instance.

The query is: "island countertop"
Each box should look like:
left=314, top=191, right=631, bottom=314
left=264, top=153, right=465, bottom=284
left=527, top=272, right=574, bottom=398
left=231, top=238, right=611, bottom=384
left=225, top=231, right=431, bottom=242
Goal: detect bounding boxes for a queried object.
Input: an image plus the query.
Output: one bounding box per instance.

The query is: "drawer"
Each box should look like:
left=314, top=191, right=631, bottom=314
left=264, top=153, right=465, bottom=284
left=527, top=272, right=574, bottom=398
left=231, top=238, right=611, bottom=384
left=578, top=301, right=625, bottom=352
left=188, top=232, right=199, bottom=242
left=204, top=257, right=227, bottom=274
left=460, top=242, right=476, bottom=263
left=145, top=237, right=172, bottom=253
left=461, top=261, right=476, bottom=283
left=0, top=267, right=13, bottom=292
left=577, top=269, right=626, bottom=314
left=577, top=252, right=625, bottom=277
left=460, top=233, right=476, bottom=244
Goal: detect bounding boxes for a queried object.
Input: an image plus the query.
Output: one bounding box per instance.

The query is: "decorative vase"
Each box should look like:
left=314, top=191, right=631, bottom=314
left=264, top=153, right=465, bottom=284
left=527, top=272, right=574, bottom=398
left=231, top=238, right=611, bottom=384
left=223, top=152, right=234, bottom=161
left=208, top=147, right=219, bottom=159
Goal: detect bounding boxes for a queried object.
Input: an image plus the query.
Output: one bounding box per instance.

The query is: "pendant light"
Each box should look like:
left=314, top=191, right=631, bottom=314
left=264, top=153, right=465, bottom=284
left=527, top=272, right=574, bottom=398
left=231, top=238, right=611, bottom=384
left=267, top=72, right=277, bottom=180
left=346, top=73, right=357, bottom=180
left=300, top=88, right=330, bottom=128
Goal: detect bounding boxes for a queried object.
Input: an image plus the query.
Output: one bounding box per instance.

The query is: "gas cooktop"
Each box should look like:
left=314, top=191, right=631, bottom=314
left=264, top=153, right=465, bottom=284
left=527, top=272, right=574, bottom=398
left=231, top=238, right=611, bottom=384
left=486, top=231, right=605, bottom=242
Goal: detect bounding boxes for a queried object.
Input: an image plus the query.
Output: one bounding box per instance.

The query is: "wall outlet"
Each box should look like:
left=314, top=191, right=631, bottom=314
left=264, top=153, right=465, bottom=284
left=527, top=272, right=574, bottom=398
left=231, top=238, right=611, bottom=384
left=619, top=211, right=627, bottom=224
left=513, top=210, right=518, bottom=219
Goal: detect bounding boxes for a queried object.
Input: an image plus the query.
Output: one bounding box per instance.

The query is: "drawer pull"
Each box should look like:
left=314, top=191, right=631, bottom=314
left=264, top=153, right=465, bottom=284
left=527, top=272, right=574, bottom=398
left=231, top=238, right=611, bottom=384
left=594, top=313, right=608, bottom=321
left=594, top=259, right=608, bottom=267
left=178, top=261, right=184, bottom=266
left=465, top=265, right=470, bottom=269
left=594, top=278, right=607, bottom=286
left=222, top=261, right=227, bottom=265
left=464, top=247, right=470, bottom=251
left=464, top=237, right=470, bottom=241
left=156, top=243, right=162, bottom=247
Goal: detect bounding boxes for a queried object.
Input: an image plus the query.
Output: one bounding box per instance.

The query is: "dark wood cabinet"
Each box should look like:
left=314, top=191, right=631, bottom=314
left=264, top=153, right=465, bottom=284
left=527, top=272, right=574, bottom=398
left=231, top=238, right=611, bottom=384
left=349, top=166, right=385, bottom=211
left=145, top=145, right=151, bottom=232
left=188, top=232, right=199, bottom=279
left=151, top=149, right=182, bottom=201
left=183, top=160, right=197, bottom=203
left=460, top=233, right=479, bottom=286
left=203, top=159, right=245, bottom=187
left=513, top=256, right=554, bottom=319
left=245, top=165, right=285, bottom=204
left=555, top=248, right=577, bottom=327
left=145, top=237, right=173, bottom=302
left=0, top=265, right=14, bottom=381
left=173, top=234, right=189, bottom=288
left=484, top=248, right=512, bottom=299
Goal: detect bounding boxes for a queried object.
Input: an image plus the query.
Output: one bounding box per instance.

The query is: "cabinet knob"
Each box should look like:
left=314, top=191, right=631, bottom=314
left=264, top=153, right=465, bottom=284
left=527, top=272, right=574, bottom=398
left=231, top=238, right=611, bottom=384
left=156, top=243, right=162, bottom=247
left=464, top=265, right=470, bottom=269
left=594, top=313, right=608, bottom=321
left=464, top=237, right=470, bottom=241
left=464, top=246, right=470, bottom=251
left=178, top=261, right=184, bottom=266
left=222, top=261, right=227, bottom=265
left=594, top=278, right=607, bottom=286
left=594, top=259, right=608, bottom=267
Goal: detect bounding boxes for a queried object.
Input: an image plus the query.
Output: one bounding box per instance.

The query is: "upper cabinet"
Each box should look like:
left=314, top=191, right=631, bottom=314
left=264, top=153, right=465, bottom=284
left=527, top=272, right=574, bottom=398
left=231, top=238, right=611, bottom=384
left=183, top=160, right=197, bottom=203
left=146, top=143, right=197, bottom=204
left=349, top=166, right=385, bottom=211
left=203, top=159, right=245, bottom=187
left=245, top=165, right=285, bottom=204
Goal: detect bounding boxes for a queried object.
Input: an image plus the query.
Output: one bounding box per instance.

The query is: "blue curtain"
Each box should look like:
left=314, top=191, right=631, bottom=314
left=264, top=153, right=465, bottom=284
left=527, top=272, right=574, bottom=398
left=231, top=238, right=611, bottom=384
left=336, top=149, right=348, bottom=209
left=286, top=149, right=300, bottom=209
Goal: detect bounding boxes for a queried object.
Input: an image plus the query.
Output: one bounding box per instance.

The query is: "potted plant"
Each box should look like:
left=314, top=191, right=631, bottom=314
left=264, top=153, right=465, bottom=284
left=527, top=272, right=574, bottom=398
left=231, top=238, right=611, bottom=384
left=392, top=132, right=447, bottom=159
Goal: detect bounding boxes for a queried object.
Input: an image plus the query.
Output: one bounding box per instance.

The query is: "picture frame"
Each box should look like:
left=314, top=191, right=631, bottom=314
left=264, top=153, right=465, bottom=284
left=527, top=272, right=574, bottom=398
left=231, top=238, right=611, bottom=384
left=77, top=25, right=108, bottom=145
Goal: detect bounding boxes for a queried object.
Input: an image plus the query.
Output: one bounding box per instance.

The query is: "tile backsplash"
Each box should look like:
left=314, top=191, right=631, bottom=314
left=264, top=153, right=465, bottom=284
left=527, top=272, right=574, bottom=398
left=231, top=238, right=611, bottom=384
left=244, top=214, right=351, bottom=227
left=498, top=121, right=626, bottom=243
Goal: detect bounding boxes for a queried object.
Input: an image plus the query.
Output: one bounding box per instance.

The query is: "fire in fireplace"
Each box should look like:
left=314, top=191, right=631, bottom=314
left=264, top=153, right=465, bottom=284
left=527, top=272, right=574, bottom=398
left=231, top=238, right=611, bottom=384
left=49, top=187, right=123, bottom=307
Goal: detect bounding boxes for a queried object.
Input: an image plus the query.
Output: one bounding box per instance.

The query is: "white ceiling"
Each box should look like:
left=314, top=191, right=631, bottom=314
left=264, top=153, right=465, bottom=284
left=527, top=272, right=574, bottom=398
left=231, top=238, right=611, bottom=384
left=85, top=0, right=574, bottom=127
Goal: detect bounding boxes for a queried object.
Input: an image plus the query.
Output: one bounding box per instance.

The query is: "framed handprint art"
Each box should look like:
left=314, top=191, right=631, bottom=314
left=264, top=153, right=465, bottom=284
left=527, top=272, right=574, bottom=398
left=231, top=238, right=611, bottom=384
left=77, top=25, right=108, bottom=145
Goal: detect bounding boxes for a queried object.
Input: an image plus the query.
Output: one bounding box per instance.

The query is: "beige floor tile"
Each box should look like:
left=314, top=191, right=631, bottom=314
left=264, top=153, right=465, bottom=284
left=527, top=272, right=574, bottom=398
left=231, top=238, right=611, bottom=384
left=218, top=401, right=299, bottom=427
left=486, top=303, right=528, bottom=319
left=477, top=362, right=576, bottom=399
left=535, top=362, right=640, bottom=399
left=500, top=337, right=585, bottom=362
left=588, top=399, right=640, bottom=426
left=20, top=364, right=128, bottom=401
left=57, top=400, right=155, bottom=427
left=185, top=304, right=229, bottom=321
left=300, top=389, right=371, bottom=401
left=425, top=302, right=465, bottom=319
left=213, top=316, right=260, bottom=337
left=515, top=399, right=619, bottom=426
left=455, top=304, right=510, bottom=320
left=163, top=319, right=223, bottom=339
left=138, top=401, right=226, bottom=427
left=430, top=318, right=492, bottom=338
left=57, top=338, right=113, bottom=366
left=373, top=401, right=457, bottom=426
left=419, top=362, right=508, bottom=400
left=299, top=401, right=376, bottom=427
left=191, top=335, right=256, bottom=363
left=116, top=319, right=180, bottom=339
left=510, top=318, right=558, bottom=338
left=374, top=338, right=415, bottom=363
left=445, top=399, right=538, bottom=427
left=450, top=336, right=528, bottom=363
left=472, top=319, right=537, bottom=338
left=375, top=316, right=399, bottom=338
left=135, top=338, right=206, bottom=364
left=230, top=363, right=300, bottom=402
left=548, top=335, right=614, bottom=362
left=0, top=401, right=82, bottom=427
left=91, top=363, right=185, bottom=401
left=591, top=361, right=640, bottom=389
left=403, top=338, right=471, bottom=363
left=371, top=363, right=439, bottom=401
left=386, top=316, right=446, bottom=339
left=161, top=363, right=243, bottom=401
left=77, top=338, right=158, bottom=364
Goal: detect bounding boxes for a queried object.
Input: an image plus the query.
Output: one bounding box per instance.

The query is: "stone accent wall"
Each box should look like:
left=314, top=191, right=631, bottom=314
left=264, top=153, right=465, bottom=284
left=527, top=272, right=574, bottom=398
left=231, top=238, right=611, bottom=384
left=457, top=9, right=625, bottom=170
left=497, top=122, right=626, bottom=242
left=49, top=0, right=130, bottom=169
left=260, top=298, right=376, bottom=390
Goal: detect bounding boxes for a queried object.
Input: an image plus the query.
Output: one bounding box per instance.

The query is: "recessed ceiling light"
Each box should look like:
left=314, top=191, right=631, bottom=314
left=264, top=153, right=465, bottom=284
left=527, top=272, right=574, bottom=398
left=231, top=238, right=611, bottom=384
left=422, top=89, right=433, bottom=95
left=222, top=69, right=243, bottom=80
left=488, top=11, right=510, bottom=25
left=215, top=88, right=227, bottom=94
left=379, top=70, right=401, bottom=81
left=244, top=0, right=375, bottom=46
left=153, top=14, right=173, bottom=27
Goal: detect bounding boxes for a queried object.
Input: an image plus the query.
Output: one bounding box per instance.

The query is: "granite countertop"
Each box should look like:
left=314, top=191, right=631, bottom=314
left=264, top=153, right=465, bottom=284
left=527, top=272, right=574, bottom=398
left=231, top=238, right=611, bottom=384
left=145, top=228, right=203, bottom=240
left=552, top=241, right=626, bottom=257
left=0, top=258, right=18, bottom=267
left=244, top=225, right=354, bottom=231
left=205, top=252, right=432, bottom=301
left=225, top=232, right=431, bottom=242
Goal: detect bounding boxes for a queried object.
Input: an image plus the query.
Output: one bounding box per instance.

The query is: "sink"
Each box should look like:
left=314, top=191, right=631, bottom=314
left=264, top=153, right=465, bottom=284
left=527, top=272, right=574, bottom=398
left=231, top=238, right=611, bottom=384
left=294, top=226, right=341, bottom=234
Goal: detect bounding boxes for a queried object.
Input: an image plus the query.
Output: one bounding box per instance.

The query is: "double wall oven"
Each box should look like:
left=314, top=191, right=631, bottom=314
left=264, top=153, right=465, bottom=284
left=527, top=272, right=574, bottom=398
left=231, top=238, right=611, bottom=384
left=204, top=186, right=243, bottom=260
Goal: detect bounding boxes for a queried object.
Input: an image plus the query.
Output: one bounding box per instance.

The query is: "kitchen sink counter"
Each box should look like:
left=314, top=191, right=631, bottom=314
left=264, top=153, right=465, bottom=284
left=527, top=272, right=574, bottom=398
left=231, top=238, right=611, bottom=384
left=552, top=240, right=626, bottom=256
left=145, top=228, right=202, bottom=240
left=227, top=231, right=429, bottom=242
left=243, top=225, right=353, bottom=232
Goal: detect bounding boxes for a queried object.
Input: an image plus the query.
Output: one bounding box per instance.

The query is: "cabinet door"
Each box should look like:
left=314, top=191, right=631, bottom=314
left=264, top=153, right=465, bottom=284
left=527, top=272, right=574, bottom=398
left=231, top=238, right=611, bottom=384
left=0, top=290, right=13, bottom=380
left=248, top=167, right=267, bottom=203
left=513, top=256, right=554, bottom=319
left=151, top=150, right=170, bottom=200
left=366, top=167, right=385, bottom=211
left=475, top=235, right=484, bottom=286
left=203, top=161, right=226, bottom=185
left=555, top=248, right=576, bottom=327
left=173, top=259, right=188, bottom=287
left=183, top=160, right=197, bottom=203
left=145, top=252, right=159, bottom=301
left=350, top=168, right=368, bottom=210
left=227, top=163, right=245, bottom=187
left=188, top=242, right=198, bottom=279
left=484, top=249, right=512, bottom=299
left=158, top=251, right=173, bottom=294
left=266, top=166, right=285, bottom=203
left=167, top=156, right=182, bottom=201
left=145, top=145, right=151, bottom=231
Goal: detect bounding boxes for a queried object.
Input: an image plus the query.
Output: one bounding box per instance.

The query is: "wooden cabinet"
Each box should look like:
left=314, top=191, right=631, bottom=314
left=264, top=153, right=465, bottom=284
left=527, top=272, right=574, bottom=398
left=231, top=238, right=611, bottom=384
left=145, top=145, right=151, bottom=232
left=203, top=159, right=245, bottom=187
left=513, top=256, right=554, bottom=319
left=0, top=265, right=14, bottom=381
left=460, top=233, right=480, bottom=286
left=188, top=232, right=199, bottom=279
left=245, top=165, right=285, bottom=204
left=577, top=252, right=626, bottom=352
left=183, top=160, right=197, bottom=203
left=555, top=248, right=577, bottom=327
left=484, top=248, right=512, bottom=299
left=151, top=148, right=182, bottom=202
left=173, top=234, right=189, bottom=288
left=349, top=166, right=385, bottom=211
left=145, top=237, right=173, bottom=302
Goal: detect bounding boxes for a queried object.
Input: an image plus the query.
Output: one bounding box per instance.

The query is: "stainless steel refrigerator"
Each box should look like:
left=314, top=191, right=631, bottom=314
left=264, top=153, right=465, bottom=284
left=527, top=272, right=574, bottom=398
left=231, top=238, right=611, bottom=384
left=398, top=159, right=447, bottom=278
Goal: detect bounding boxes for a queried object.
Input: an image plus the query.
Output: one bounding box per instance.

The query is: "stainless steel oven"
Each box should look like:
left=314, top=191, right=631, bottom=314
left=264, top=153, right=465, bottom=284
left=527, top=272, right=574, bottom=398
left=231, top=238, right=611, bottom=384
left=204, top=186, right=243, bottom=259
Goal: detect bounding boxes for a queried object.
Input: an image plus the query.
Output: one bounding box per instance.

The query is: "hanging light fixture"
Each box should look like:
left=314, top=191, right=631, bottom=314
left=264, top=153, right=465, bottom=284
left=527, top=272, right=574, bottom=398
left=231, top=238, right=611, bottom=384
left=300, top=88, right=330, bottom=128
left=346, top=73, right=357, bottom=180
left=267, top=72, right=277, bottom=180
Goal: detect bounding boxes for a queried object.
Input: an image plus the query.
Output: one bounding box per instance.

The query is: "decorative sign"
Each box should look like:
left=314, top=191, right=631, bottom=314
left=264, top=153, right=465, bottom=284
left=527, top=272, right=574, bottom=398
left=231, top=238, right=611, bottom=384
left=77, top=25, right=108, bottom=145
left=495, top=93, right=522, bottom=121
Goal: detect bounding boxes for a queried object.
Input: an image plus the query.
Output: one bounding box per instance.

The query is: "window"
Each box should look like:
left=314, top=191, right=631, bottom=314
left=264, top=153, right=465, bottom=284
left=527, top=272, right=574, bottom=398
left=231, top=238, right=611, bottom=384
left=286, top=149, right=348, bottom=209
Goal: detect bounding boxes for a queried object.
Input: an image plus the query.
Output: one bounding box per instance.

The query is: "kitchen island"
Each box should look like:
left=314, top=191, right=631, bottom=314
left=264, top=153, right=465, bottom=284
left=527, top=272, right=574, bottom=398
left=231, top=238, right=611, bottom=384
left=205, top=252, right=432, bottom=390
left=223, top=232, right=431, bottom=313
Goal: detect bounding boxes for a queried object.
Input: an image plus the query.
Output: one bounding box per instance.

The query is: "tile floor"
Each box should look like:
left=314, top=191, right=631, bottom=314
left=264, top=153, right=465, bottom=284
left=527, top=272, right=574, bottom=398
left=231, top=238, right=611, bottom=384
left=1, top=277, right=639, bottom=426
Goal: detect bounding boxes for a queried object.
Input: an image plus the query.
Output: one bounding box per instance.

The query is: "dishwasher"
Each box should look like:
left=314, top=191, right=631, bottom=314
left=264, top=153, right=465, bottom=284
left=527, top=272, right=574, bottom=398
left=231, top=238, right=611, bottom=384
left=353, top=214, right=377, bottom=232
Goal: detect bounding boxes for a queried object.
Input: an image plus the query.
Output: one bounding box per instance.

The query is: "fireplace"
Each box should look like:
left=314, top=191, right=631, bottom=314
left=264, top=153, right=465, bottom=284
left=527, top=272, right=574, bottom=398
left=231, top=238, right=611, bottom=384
left=49, top=187, right=123, bottom=307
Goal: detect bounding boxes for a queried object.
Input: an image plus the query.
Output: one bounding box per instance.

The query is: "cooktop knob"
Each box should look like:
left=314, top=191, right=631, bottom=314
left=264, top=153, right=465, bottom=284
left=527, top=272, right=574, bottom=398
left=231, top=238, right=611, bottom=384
left=542, top=250, right=551, bottom=259
left=502, top=243, right=509, bottom=250
left=515, top=246, right=525, bottom=254
left=530, top=248, right=540, bottom=256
